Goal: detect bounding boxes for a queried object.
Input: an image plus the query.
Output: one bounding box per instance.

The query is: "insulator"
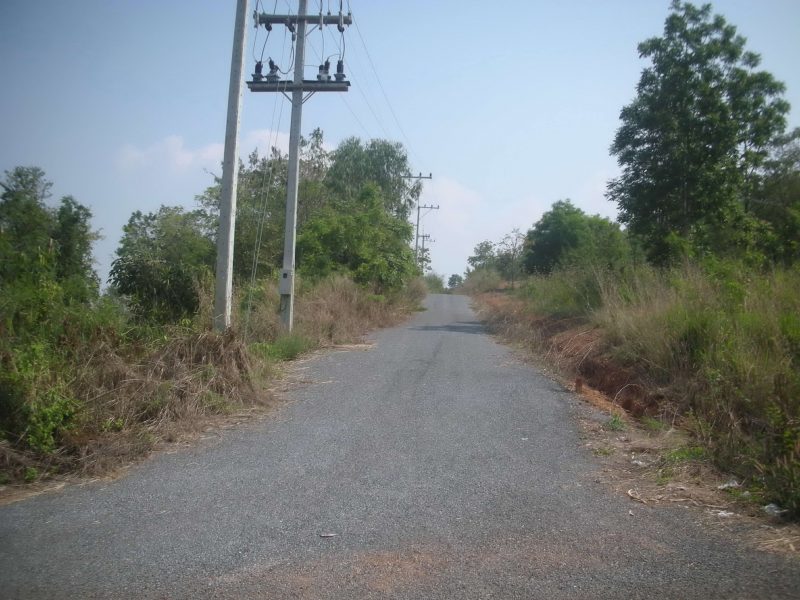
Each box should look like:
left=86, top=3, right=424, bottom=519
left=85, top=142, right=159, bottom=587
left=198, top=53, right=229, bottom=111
left=334, top=59, right=346, bottom=82
left=338, top=12, right=345, bottom=32
left=255, top=61, right=263, bottom=74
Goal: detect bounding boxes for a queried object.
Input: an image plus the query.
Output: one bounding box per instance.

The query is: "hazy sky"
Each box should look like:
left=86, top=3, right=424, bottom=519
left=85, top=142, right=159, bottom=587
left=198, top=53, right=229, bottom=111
left=2, top=1, right=799, bottom=281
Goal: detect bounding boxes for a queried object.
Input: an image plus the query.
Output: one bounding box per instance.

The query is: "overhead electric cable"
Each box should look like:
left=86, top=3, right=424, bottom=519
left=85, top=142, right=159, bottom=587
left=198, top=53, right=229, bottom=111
left=347, top=8, right=423, bottom=163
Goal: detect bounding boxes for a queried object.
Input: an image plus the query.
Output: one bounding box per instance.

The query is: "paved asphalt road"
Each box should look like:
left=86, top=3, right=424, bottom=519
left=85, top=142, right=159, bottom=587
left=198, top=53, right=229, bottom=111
left=1, top=294, right=798, bottom=599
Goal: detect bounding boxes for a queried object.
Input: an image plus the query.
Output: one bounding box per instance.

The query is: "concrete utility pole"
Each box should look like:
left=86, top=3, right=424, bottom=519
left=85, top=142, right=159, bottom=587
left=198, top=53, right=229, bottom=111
left=248, top=0, right=352, bottom=331
left=213, top=0, right=249, bottom=332
left=401, top=172, right=434, bottom=262
left=414, top=203, right=438, bottom=262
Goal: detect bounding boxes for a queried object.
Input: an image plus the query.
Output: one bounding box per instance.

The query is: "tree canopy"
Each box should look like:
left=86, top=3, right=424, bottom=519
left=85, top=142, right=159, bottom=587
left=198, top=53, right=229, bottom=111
left=607, top=1, right=790, bottom=264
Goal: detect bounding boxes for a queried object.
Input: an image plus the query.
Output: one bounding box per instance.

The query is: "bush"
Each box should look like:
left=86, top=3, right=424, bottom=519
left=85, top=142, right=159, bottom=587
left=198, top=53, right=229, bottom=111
left=517, top=265, right=604, bottom=318
left=461, top=269, right=502, bottom=294
left=423, top=273, right=446, bottom=293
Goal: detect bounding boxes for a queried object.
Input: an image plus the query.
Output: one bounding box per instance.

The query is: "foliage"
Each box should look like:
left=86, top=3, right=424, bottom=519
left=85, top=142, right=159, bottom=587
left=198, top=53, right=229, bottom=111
left=448, top=274, right=464, bottom=289
left=296, top=184, right=416, bottom=292
left=607, top=1, right=790, bottom=265
left=109, top=206, right=214, bottom=322
left=0, top=167, right=98, bottom=299
left=752, top=128, right=800, bottom=265
left=495, top=229, right=525, bottom=288
left=467, top=240, right=496, bottom=271
left=523, top=200, right=632, bottom=274
left=325, top=137, right=420, bottom=220
left=196, top=147, right=288, bottom=280
left=593, top=261, right=800, bottom=516
left=423, top=273, right=446, bottom=293
left=461, top=269, right=502, bottom=294
left=517, top=265, right=604, bottom=318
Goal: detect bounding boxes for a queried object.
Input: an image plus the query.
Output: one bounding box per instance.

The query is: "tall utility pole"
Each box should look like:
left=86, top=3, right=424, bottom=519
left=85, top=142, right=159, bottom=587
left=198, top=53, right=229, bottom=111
left=248, top=1, right=352, bottom=331
left=213, top=0, right=249, bottom=332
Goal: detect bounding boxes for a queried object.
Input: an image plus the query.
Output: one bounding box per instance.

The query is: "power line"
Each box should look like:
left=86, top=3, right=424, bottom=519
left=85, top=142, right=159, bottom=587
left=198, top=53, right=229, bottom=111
left=349, top=11, right=422, bottom=164
left=307, top=32, right=391, bottom=139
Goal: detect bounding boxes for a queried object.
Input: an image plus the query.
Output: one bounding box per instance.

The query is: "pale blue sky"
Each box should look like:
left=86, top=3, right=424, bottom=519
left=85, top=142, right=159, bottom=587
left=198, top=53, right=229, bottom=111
left=2, top=1, right=799, bottom=281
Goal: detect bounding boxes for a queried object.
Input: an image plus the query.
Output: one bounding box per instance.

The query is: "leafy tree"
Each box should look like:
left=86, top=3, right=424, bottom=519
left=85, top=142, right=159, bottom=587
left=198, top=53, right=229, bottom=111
left=297, top=184, right=415, bottom=291
left=196, top=148, right=288, bottom=280
left=423, top=273, right=446, bottom=293
left=607, top=1, right=790, bottom=264
left=495, top=228, right=525, bottom=288
left=0, top=167, right=97, bottom=297
left=523, top=201, right=589, bottom=273
left=0, top=167, right=56, bottom=284
left=109, top=206, right=214, bottom=322
left=325, top=137, right=420, bottom=220
left=752, top=128, right=800, bottom=264
left=523, top=200, right=632, bottom=274
left=447, top=274, right=464, bottom=289
left=53, top=196, right=99, bottom=299
left=467, top=240, right=496, bottom=271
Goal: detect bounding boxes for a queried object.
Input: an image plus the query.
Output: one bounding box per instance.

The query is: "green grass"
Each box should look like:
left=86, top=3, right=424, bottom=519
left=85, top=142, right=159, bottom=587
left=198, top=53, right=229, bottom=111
left=604, top=414, right=626, bottom=431
left=641, top=416, right=668, bottom=433
left=664, top=446, right=707, bottom=463
left=249, top=334, right=313, bottom=362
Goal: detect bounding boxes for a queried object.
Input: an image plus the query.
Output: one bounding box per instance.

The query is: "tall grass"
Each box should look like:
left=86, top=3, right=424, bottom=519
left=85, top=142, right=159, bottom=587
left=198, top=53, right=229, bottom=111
left=1, top=274, right=424, bottom=484
left=592, top=263, right=800, bottom=514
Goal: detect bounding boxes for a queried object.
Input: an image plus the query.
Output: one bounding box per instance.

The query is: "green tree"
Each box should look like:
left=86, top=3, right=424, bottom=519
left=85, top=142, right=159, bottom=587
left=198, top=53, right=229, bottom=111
left=0, top=167, right=56, bottom=284
left=607, top=1, right=790, bottom=264
left=0, top=167, right=97, bottom=297
left=325, top=137, right=420, bottom=220
left=109, top=206, right=214, bottom=322
left=297, top=184, right=415, bottom=291
left=523, top=201, right=631, bottom=274
left=752, top=128, right=800, bottom=264
left=447, top=274, right=464, bottom=289
left=523, top=201, right=589, bottom=274
left=197, top=147, right=288, bottom=281
left=467, top=240, right=496, bottom=271
left=495, top=228, right=525, bottom=288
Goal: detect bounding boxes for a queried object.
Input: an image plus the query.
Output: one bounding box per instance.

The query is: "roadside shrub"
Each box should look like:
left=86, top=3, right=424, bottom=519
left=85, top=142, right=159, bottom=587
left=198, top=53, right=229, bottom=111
left=517, top=265, right=604, bottom=318
left=461, top=269, right=502, bottom=294
left=423, top=273, right=446, bottom=293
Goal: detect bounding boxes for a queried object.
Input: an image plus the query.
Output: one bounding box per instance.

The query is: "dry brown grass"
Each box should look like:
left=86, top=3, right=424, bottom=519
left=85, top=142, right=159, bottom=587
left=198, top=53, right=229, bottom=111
left=1, top=328, right=264, bottom=484
left=0, top=275, right=424, bottom=493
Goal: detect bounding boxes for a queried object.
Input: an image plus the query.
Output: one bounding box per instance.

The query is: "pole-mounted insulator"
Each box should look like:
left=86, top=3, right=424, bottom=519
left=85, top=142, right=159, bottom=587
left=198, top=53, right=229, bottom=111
left=267, top=58, right=280, bottom=82
left=338, top=12, right=345, bottom=32
left=334, top=59, right=346, bottom=81
left=254, top=60, right=264, bottom=81
left=317, top=60, right=331, bottom=82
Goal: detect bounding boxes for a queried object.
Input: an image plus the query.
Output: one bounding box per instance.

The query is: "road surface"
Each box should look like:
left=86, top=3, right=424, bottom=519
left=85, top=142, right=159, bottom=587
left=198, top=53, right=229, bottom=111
left=1, top=294, right=798, bottom=598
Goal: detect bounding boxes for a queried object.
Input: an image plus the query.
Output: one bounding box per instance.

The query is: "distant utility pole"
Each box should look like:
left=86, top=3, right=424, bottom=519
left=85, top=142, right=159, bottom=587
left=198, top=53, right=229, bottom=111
left=414, top=203, right=438, bottom=262
left=248, top=0, right=352, bottom=331
left=213, top=0, right=249, bottom=332
left=401, top=172, right=435, bottom=263
left=419, top=233, right=434, bottom=272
